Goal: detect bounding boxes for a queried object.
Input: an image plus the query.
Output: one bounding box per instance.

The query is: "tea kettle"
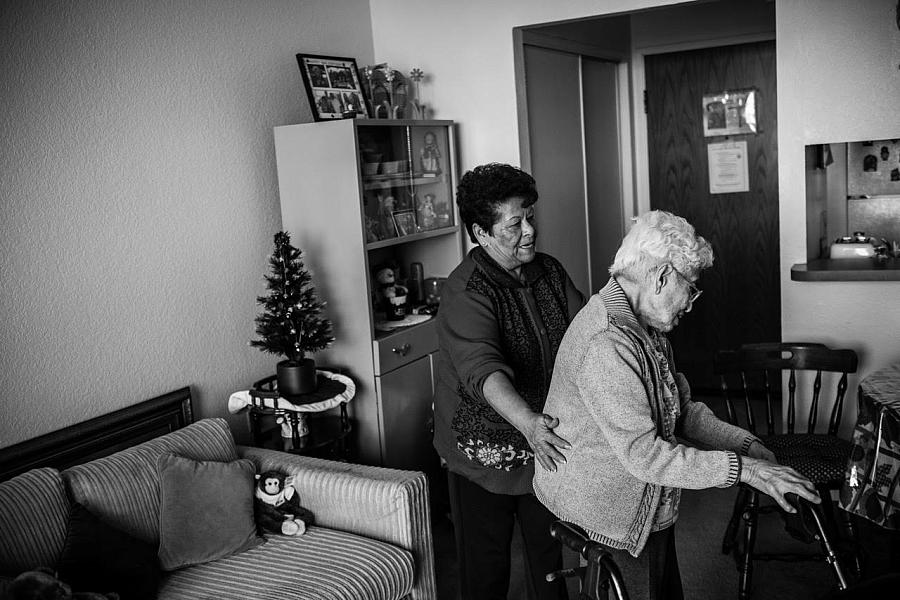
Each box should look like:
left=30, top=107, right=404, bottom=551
left=830, top=232, right=880, bottom=259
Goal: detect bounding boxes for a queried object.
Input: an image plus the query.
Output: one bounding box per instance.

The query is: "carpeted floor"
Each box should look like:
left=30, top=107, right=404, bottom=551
left=431, top=480, right=897, bottom=599
left=429, top=393, right=899, bottom=599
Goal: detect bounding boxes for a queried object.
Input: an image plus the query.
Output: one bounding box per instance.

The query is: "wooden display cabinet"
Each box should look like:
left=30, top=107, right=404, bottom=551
left=274, top=119, right=462, bottom=471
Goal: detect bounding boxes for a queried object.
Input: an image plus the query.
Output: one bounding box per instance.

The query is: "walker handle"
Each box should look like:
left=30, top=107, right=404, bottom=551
left=550, top=520, right=592, bottom=556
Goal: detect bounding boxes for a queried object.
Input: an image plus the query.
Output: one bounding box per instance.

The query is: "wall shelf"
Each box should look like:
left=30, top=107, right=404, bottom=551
left=363, top=173, right=447, bottom=191
left=790, top=258, right=900, bottom=281
left=366, top=225, right=459, bottom=251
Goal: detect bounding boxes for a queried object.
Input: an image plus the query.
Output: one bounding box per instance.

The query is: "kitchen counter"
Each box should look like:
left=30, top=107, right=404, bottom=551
left=790, top=257, right=900, bottom=281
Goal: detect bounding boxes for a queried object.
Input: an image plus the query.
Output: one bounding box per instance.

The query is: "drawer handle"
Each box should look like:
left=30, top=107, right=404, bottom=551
left=392, top=343, right=411, bottom=357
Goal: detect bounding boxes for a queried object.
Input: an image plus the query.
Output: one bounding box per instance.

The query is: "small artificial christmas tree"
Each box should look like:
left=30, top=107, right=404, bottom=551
left=251, top=231, right=334, bottom=394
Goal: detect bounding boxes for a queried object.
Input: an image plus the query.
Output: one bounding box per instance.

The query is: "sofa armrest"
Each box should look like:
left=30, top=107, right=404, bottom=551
left=237, top=446, right=436, bottom=600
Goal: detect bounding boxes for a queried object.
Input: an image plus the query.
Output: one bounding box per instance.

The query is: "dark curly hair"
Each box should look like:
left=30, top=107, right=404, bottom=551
left=456, top=163, right=538, bottom=243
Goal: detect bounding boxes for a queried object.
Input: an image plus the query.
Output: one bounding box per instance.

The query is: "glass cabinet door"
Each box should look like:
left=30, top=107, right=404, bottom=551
left=358, top=123, right=455, bottom=246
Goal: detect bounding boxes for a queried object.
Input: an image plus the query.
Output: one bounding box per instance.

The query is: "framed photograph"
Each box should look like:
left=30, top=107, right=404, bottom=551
left=702, top=89, right=758, bottom=137
left=296, top=53, right=370, bottom=121
left=391, top=209, right=417, bottom=236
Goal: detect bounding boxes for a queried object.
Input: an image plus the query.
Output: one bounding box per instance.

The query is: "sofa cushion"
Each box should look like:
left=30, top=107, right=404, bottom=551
left=0, top=467, right=69, bottom=575
left=157, top=453, right=263, bottom=571
left=62, top=419, right=238, bottom=544
left=158, top=528, right=414, bottom=600
left=57, top=503, right=161, bottom=599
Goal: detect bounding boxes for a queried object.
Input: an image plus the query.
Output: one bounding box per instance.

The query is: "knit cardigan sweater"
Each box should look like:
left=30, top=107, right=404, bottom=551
left=433, top=247, right=584, bottom=495
left=534, top=278, right=757, bottom=557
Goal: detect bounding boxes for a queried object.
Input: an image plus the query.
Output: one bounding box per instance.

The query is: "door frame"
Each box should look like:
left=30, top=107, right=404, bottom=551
left=630, top=32, right=776, bottom=215
left=513, top=27, right=633, bottom=292
left=515, top=27, right=775, bottom=230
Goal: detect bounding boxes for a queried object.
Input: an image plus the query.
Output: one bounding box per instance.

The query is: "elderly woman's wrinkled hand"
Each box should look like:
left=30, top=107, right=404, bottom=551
left=740, top=456, right=820, bottom=513
left=523, top=413, right=571, bottom=472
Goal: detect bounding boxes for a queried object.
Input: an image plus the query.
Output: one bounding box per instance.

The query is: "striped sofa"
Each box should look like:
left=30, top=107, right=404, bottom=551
left=0, top=418, right=437, bottom=600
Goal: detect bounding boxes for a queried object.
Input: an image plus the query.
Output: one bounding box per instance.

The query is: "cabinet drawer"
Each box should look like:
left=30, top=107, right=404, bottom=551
left=373, top=319, right=438, bottom=375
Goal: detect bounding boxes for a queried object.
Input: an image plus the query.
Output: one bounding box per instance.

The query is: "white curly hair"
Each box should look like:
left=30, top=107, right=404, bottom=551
left=609, top=210, right=713, bottom=280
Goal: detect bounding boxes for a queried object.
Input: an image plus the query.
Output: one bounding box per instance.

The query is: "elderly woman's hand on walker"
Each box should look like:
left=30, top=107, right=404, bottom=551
left=740, top=456, right=821, bottom=513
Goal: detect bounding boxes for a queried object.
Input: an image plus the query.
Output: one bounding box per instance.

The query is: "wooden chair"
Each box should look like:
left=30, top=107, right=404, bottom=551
left=714, top=343, right=859, bottom=599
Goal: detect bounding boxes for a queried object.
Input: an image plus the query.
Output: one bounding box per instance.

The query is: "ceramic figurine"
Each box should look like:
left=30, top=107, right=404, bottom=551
left=364, top=215, right=379, bottom=243
left=417, top=194, right=437, bottom=230
left=378, top=194, right=396, bottom=238
left=420, top=131, right=441, bottom=174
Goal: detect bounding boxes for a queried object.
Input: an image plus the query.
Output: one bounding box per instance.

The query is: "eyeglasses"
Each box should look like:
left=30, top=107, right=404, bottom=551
left=669, top=264, right=703, bottom=306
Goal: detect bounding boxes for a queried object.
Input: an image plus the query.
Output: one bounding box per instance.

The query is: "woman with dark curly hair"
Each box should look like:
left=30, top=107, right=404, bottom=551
left=433, top=163, right=584, bottom=600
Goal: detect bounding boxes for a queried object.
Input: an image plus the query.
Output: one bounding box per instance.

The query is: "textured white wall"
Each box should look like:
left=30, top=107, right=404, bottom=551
left=368, top=0, right=687, bottom=170
left=777, top=0, right=900, bottom=431
left=4, top=0, right=897, bottom=448
left=0, top=0, right=374, bottom=446
left=369, top=0, right=900, bottom=434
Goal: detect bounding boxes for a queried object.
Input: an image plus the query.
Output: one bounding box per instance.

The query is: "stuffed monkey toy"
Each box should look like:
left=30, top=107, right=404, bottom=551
left=253, top=471, right=315, bottom=536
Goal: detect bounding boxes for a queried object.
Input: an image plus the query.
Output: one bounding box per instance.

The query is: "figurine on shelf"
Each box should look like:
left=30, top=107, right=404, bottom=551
left=420, top=131, right=441, bottom=174
left=377, top=193, right=396, bottom=239
left=364, top=215, right=379, bottom=243
left=434, top=194, right=452, bottom=228
left=408, top=68, right=425, bottom=120
left=417, top=193, right=437, bottom=230
left=374, top=265, right=407, bottom=321
left=383, top=64, right=396, bottom=116
left=363, top=63, right=413, bottom=119
left=363, top=63, right=391, bottom=119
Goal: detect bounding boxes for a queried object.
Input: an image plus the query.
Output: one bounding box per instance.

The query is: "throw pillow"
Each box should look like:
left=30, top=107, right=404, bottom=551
left=56, top=503, right=161, bottom=600
left=157, top=453, right=263, bottom=571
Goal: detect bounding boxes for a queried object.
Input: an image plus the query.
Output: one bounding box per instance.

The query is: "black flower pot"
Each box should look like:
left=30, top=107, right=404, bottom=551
left=277, top=358, right=317, bottom=396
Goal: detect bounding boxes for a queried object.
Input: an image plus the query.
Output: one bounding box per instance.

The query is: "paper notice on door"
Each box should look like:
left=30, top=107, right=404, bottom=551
left=707, top=141, right=749, bottom=194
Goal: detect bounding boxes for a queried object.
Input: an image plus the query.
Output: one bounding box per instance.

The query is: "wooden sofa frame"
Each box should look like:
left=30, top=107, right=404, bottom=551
left=0, top=387, right=193, bottom=481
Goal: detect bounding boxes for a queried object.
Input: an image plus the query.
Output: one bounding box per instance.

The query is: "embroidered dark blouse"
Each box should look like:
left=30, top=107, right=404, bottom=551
left=433, top=247, right=584, bottom=495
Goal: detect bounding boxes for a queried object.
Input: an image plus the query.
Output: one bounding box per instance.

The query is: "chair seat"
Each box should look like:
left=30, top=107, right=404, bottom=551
left=715, top=343, right=860, bottom=598
left=761, top=433, right=853, bottom=485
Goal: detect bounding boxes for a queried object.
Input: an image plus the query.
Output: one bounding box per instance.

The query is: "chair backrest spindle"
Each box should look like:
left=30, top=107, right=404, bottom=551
left=787, top=367, right=796, bottom=434
left=764, top=369, right=776, bottom=436
left=720, top=375, right=737, bottom=426
left=828, top=373, right=849, bottom=436
left=741, top=371, right=756, bottom=435
left=808, top=369, right=823, bottom=433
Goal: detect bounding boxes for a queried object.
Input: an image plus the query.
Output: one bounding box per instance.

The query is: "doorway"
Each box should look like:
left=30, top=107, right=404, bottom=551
left=516, top=2, right=779, bottom=391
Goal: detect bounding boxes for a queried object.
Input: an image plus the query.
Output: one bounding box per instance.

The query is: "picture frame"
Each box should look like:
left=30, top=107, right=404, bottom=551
left=702, top=88, right=758, bottom=137
left=296, top=53, right=370, bottom=121
left=391, top=209, right=417, bottom=236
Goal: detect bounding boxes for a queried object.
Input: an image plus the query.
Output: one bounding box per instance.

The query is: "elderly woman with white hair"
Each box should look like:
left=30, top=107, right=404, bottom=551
left=533, top=210, right=819, bottom=600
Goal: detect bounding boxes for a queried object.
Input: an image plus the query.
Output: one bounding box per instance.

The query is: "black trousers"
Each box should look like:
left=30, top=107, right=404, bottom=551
left=604, top=527, right=684, bottom=600
left=447, top=471, right=567, bottom=600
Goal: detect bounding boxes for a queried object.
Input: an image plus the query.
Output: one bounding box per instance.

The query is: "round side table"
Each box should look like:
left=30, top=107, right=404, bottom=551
left=229, top=370, right=356, bottom=460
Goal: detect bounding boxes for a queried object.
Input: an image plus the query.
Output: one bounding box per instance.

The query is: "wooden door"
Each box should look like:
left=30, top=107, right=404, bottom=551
left=645, top=41, right=780, bottom=392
